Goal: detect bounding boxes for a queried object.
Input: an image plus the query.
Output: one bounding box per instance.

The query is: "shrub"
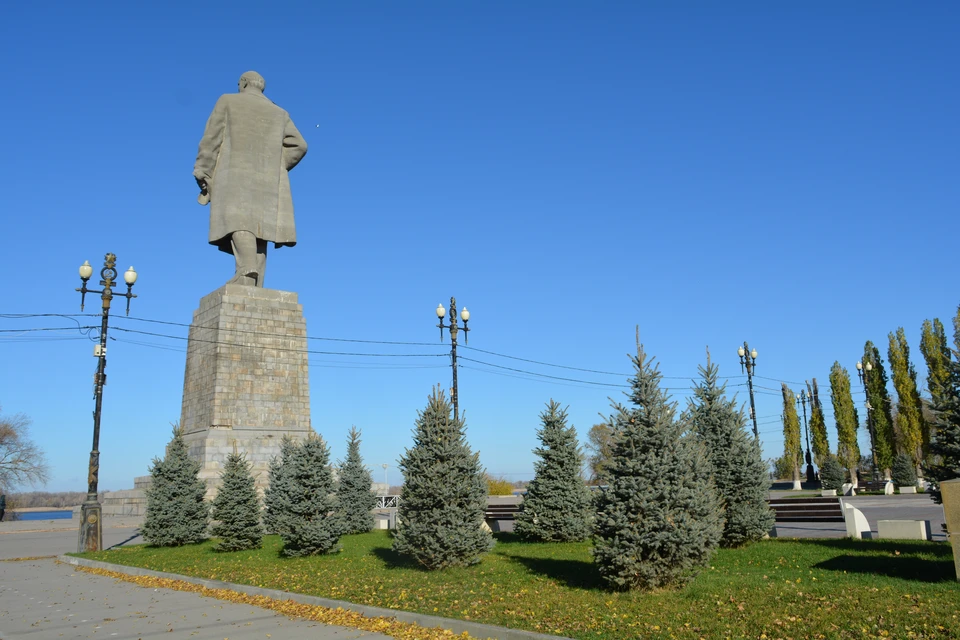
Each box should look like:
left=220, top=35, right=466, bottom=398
left=773, top=455, right=795, bottom=480
left=281, top=434, right=343, bottom=557
left=485, top=474, right=514, bottom=496
left=685, top=352, right=773, bottom=547
left=819, top=455, right=845, bottom=491
left=336, top=426, right=377, bottom=534
left=393, top=387, right=493, bottom=569
left=514, top=400, right=593, bottom=542
left=263, top=436, right=297, bottom=536
left=892, top=452, right=918, bottom=487
left=2, top=493, right=21, bottom=521
left=142, top=425, right=209, bottom=546
left=592, top=345, right=723, bottom=590
left=211, top=452, right=263, bottom=552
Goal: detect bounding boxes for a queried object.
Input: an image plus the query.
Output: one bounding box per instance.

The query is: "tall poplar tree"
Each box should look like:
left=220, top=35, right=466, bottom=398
left=863, top=342, right=896, bottom=478
left=686, top=352, right=773, bottom=546
left=921, top=319, right=951, bottom=407
left=592, top=344, right=722, bottom=590
left=807, top=379, right=830, bottom=467
left=925, top=305, right=960, bottom=503
left=829, top=362, right=860, bottom=480
left=514, top=400, right=593, bottom=542
left=889, top=328, right=926, bottom=474
left=780, top=384, right=802, bottom=488
left=955, top=306, right=960, bottom=353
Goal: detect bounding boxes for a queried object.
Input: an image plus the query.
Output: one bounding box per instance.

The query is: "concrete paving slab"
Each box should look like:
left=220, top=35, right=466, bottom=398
left=0, top=557, right=388, bottom=639
left=0, top=523, right=144, bottom=560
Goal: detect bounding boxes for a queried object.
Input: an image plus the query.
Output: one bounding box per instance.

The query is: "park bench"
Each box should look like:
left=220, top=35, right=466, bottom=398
left=484, top=499, right=522, bottom=533
left=858, top=480, right=890, bottom=493
left=484, top=503, right=521, bottom=521
left=766, top=496, right=845, bottom=522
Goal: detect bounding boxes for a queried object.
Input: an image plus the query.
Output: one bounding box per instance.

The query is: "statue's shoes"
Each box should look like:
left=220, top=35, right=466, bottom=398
left=227, top=272, right=258, bottom=287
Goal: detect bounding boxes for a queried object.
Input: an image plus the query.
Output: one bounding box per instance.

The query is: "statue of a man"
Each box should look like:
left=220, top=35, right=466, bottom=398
left=193, top=71, right=308, bottom=288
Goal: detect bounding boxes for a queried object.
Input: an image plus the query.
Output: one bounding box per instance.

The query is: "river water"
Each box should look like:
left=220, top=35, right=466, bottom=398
left=15, top=511, right=74, bottom=521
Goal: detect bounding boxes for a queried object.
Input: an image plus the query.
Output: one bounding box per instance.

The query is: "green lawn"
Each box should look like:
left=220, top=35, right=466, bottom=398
left=79, top=532, right=959, bottom=639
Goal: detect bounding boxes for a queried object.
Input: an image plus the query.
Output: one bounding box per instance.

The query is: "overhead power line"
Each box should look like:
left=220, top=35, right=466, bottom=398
left=458, top=344, right=744, bottom=380
left=460, top=355, right=739, bottom=392
left=110, top=326, right=448, bottom=358
left=0, top=326, right=98, bottom=333
left=0, top=312, right=893, bottom=397
left=116, top=315, right=440, bottom=347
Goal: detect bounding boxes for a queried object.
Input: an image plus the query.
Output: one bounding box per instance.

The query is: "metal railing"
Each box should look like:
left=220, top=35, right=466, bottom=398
left=376, top=495, right=400, bottom=509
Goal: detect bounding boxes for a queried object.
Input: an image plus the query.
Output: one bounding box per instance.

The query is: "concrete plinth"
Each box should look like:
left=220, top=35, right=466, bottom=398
left=78, top=501, right=102, bottom=552
left=179, top=284, right=314, bottom=498
left=877, top=519, right=931, bottom=540
left=942, top=479, right=960, bottom=580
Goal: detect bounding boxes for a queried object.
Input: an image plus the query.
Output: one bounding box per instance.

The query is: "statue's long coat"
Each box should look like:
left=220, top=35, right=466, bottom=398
left=194, top=91, right=307, bottom=253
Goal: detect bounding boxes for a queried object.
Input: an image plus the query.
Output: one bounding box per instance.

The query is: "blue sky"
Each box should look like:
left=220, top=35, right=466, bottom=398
left=1, top=2, right=957, bottom=492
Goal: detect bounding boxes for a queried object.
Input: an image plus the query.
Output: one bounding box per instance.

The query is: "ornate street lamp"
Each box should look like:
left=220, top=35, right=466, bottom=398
left=436, top=297, right=470, bottom=420
left=738, top=342, right=759, bottom=438
left=75, top=253, right=138, bottom=552
left=856, top=360, right=879, bottom=480
left=797, top=389, right=815, bottom=484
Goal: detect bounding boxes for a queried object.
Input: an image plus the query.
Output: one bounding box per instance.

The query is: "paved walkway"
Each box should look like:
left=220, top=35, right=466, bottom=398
left=0, top=515, right=392, bottom=639
left=0, top=556, right=388, bottom=639
left=0, top=515, right=144, bottom=560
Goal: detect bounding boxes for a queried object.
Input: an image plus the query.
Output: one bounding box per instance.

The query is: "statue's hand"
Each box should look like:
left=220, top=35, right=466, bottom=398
left=193, top=174, right=210, bottom=205
left=195, top=175, right=210, bottom=206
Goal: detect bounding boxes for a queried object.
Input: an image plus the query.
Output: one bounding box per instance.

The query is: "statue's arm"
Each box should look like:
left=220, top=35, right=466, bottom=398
left=193, top=97, right=227, bottom=184
left=282, top=116, right=308, bottom=171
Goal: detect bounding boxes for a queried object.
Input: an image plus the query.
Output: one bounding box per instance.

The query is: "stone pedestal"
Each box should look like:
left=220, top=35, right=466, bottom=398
left=180, top=284, right=313, bottom=498
left=942, top=479, right=960, bottom=580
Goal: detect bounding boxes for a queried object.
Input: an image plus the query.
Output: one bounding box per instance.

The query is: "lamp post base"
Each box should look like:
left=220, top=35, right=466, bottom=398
left=805, top=464, right=816, bottom=485
left=78, top=500, right=102, bottom=553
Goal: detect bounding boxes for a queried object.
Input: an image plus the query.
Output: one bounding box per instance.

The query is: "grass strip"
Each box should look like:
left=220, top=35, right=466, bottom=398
left=78, top=530, right=960, bottom=639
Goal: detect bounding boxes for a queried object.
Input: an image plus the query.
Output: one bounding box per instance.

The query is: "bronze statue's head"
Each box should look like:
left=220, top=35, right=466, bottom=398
left=238, top=71, right=266, bottom=94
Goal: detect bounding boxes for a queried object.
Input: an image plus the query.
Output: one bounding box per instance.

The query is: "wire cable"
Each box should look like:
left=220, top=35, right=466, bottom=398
left=110, top=326, right=448, bottom=358
left=115, top=315, right=440, bottom=347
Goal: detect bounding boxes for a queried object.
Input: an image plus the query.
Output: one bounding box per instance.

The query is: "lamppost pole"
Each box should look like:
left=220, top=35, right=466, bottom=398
left=738, top=341, right=759, bottom=438
left=75, top=253, right=138, bottom=552
left=856, top=360, right=879, bottom=480
left=797, top=390, right=815, bottom=484
left=381, top=463, right=389, bottom=494
left=436, top=297, right=470, bottom=421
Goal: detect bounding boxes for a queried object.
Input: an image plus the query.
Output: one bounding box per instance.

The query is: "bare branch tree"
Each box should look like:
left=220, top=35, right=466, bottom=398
left=0, top=407, right=50, bottom=489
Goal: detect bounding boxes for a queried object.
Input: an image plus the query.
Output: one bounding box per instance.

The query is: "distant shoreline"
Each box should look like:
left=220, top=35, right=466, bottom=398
left=10, top=507, right=79, bottom=513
